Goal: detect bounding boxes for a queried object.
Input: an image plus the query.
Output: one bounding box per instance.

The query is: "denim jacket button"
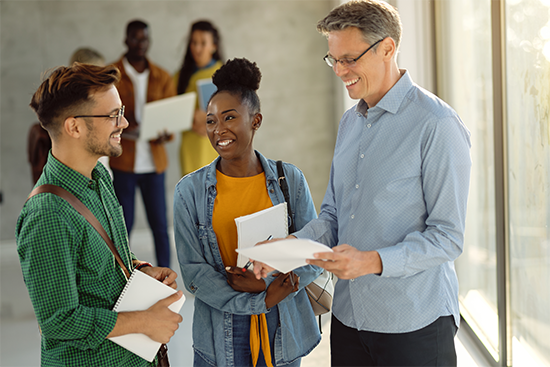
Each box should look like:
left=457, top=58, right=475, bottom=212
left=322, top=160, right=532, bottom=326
left=270, top=189, right=275, bottom=193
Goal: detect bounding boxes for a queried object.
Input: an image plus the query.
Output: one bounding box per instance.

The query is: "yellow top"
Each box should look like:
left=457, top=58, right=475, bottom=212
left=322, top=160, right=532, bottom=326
left=212, top=169, right=274, bottom=367
left=173, top=61, right=223, bottom=176
left=212, top=169, right=272, bottom=267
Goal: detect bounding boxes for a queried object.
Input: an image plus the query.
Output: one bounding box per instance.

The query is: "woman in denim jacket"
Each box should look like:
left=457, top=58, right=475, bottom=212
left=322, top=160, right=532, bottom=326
left=173, top=58, right=322, bottom=367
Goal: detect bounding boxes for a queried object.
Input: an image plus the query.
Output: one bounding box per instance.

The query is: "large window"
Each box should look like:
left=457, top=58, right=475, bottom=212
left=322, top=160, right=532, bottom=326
left=505, top=0, right=550, bottom=365
left=435, top=0, right=499, bottom=359
left=436, top=0, right=550, bottom=365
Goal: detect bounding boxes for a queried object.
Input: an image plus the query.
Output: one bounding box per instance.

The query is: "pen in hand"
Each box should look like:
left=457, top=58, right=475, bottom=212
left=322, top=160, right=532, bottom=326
left=288, top=271, right=295, bottom=288
left=242, top=235, right=273, bottom=272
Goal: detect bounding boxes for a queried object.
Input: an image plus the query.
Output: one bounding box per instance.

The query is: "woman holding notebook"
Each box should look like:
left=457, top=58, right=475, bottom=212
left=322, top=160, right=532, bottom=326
left=173, top=58, right=322, bottom=367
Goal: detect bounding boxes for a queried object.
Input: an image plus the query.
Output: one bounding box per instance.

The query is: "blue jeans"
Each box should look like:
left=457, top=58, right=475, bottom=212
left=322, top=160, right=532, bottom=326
left=193, top=306, right=301, bottom=367
left=112, top=169, right=170, bottom=267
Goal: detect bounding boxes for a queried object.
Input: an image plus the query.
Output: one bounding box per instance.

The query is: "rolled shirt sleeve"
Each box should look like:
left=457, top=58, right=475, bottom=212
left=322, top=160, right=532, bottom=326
left=17, top=208, right=118, bottom=350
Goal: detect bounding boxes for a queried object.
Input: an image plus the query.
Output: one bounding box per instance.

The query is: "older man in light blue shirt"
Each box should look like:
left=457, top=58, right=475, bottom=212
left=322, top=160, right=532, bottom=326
left=255, top=1, right=471, bottom=366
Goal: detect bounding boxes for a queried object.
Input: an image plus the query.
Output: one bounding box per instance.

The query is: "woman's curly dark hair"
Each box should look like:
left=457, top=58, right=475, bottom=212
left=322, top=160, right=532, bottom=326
left=211, top=58, right=261, bottom=115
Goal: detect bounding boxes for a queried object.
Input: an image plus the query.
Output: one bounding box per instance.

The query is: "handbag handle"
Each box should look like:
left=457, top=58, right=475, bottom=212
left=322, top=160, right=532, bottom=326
left=276, top=160, right=296, bottom=233
left=27, top=184, right=131, bottom=279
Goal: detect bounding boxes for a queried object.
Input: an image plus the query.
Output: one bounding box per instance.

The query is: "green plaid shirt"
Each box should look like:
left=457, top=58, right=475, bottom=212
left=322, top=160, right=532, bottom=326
left=16, top=153, right=154, bottom=367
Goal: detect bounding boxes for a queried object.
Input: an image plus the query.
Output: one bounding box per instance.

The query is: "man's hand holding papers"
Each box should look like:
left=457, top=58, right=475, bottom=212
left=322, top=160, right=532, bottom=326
left=307, top=244, right=383, bottom=280
left=251, top=236, right=383, bottom=280
left=244, top=237, right=333, bottom=279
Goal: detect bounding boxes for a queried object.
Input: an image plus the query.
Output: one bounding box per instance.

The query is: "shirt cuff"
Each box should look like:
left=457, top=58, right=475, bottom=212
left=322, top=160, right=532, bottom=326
left=377, top=246, right=406, bottom=278
left=91, top=308, right=118, bottom=349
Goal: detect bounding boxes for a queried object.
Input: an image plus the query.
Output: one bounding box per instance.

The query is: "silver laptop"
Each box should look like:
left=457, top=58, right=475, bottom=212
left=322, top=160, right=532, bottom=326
left=139, top=92, right=196, bottom=141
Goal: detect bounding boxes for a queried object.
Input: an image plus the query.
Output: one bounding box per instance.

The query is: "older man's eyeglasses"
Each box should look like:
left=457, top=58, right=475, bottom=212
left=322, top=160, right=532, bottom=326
left=74, top=106, right=125, bottom=128
left=324, top=38, right=385, bottom=69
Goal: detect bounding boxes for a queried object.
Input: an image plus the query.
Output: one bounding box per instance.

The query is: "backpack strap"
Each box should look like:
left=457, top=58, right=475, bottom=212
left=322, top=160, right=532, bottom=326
left=27, top=184, right=131, bottom=279
left=276, top=161, right=296, bottom=233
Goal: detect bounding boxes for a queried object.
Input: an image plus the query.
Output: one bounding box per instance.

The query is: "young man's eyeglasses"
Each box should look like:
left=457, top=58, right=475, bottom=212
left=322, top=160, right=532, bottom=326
left=324, top=38, right=385, bottom=69
left=74, top=106, right=125, bottom=128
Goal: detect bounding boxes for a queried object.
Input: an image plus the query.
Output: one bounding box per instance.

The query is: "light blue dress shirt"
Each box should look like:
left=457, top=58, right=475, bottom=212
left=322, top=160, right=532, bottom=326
left=294, top=70, right=472, bottom=333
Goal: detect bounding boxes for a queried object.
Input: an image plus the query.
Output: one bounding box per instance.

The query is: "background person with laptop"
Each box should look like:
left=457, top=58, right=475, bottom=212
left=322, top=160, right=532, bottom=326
left=174, top=20, right=224, bottom=176
left=110, top=19, right=176, bottom=268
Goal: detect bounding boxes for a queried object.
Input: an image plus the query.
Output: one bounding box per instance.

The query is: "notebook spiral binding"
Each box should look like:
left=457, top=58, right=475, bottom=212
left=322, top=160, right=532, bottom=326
left=113, top=270, right=137, bottom=311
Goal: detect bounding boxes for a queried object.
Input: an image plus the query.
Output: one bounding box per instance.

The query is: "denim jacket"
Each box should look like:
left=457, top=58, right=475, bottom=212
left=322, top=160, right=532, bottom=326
left=174, top=151, right=322, bottom=367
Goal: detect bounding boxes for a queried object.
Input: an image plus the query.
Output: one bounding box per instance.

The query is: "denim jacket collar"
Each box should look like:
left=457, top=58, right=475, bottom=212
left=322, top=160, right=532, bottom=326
left=204, top=150, right=279, bottom=190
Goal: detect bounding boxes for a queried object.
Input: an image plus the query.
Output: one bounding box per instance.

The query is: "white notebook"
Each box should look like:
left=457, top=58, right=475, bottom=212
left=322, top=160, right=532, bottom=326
left=108, top=270, right=186, bottom=362
left=234, top=202, right=289, bottom=268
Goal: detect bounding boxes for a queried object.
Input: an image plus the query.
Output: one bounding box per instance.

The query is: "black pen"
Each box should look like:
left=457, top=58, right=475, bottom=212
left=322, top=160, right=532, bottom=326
left=242, top=235, right=273, bottom=272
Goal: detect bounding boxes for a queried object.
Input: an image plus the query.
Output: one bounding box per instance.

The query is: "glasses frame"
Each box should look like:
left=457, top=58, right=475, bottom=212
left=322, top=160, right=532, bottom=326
left=74, top=105, right=125, bottom=128
left=324, top=38, right=385, bottom=69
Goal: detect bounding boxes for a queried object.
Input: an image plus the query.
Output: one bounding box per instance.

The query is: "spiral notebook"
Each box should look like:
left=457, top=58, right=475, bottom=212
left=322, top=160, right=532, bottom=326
left=234, top=202, right=289, bottom=268
left=108, top=270, right=186, bottom=362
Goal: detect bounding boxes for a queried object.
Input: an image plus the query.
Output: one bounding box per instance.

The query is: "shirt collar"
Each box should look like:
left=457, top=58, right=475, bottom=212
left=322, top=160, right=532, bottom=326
left=355, top=69, right=413, bottom=116
left=122, top=57, right=150, bottom=79
left=44, top=152, right=104, bottom=197
left=204, top=150, right=277, bottom=189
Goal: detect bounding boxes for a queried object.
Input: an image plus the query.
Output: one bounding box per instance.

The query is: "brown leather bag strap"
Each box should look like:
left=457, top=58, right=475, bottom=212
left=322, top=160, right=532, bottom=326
left=28, top=184, right=131, bottom=279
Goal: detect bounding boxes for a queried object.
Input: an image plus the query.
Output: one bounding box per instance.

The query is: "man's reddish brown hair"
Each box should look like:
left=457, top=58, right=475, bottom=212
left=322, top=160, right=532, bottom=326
left=30, top=62, right=121, bottom=137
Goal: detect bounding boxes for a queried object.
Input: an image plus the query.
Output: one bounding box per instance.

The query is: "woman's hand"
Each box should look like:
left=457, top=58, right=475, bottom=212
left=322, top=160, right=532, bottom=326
left=265, top=272, right=299, bottom=309
left=226, top=266, right=266, bottom=293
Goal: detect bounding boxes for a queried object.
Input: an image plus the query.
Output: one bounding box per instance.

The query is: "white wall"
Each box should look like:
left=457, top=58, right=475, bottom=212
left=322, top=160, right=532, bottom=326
left=0, top=0, right=338, bottom=240
left=394, top=0, right=436, bottom=93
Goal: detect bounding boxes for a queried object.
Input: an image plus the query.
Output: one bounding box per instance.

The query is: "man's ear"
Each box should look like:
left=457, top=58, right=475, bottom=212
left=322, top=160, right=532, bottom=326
left=63, top=116, right=83, bottom=138
left=381, top=37, right=397, bottom=61
left=252, top=113, right=263, bottom=130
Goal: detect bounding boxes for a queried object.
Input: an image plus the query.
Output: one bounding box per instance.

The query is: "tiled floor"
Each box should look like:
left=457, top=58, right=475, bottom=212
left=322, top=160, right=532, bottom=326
left=0, top=229, right=489, bottom=367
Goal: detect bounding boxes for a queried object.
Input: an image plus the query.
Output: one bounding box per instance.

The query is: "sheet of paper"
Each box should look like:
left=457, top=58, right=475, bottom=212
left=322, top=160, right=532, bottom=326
left=235, top=238, right=333, bottom=273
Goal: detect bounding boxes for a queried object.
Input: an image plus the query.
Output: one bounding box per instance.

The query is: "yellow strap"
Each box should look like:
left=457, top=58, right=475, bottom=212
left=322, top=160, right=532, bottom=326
left=250, top=314, right=273, bottom=367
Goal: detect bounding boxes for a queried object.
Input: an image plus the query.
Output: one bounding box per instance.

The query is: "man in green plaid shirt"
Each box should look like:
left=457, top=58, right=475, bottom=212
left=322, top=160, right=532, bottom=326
left=16, top=63, right=183, bottom=367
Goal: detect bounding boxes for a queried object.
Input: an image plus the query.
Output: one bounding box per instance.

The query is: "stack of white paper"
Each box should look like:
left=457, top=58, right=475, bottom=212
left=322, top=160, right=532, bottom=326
left=236, top=238, right=333, bottom=273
